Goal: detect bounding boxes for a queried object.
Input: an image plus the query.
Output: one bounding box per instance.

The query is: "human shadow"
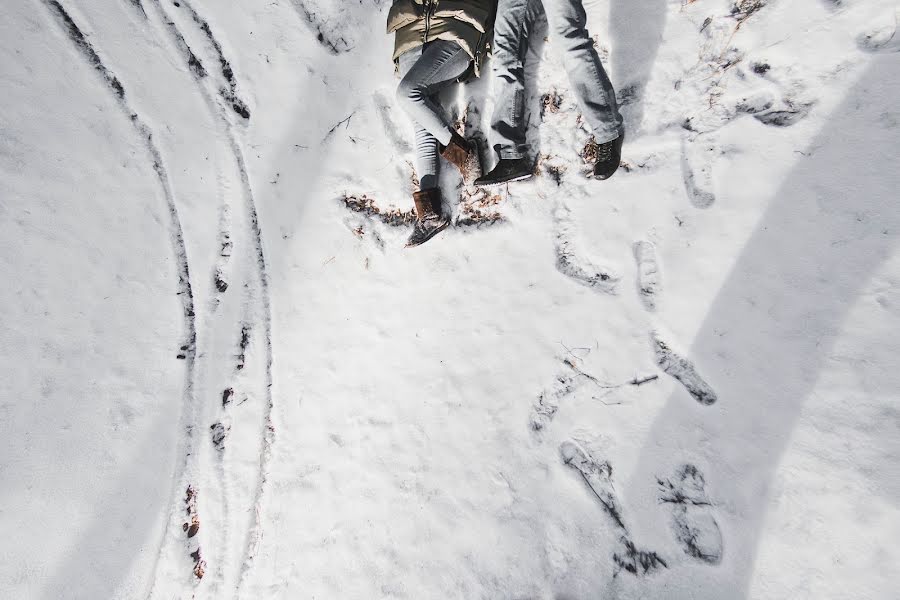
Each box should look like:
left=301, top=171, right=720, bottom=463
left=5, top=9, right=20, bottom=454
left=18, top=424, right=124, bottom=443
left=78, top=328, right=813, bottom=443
left=523, top=1, right=550, bottom=167
left=609, top=0, right=668, bottom=135
left=36, top=409, right=177, bottom=600
left=621, top=54, right=900, bottom=597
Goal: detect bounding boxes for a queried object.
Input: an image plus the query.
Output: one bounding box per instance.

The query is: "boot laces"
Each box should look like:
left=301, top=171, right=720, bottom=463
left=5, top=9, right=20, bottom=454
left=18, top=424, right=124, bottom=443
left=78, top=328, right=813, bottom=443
left=422, top=213, right=441, bottom=223
left=597, top=139, right=614, bottom=163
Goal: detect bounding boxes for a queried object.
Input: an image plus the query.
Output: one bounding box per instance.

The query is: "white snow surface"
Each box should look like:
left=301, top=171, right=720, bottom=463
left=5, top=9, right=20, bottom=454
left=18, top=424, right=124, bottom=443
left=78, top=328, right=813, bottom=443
left=1, top=0, right=899, bottom=598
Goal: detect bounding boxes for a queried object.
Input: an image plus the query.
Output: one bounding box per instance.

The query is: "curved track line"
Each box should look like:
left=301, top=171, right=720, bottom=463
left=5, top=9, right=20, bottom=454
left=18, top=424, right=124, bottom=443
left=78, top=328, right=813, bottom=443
left=38, top=0, right=200, bottom=594
left=287, top=0, right=354, bottom=54
left=132, top=1, right=245, bottom=592
left=228, top=135, right=275, bottom=596
left=141, top=1, right=275, bottom=594
left=177, top=0, right=251, bottom=120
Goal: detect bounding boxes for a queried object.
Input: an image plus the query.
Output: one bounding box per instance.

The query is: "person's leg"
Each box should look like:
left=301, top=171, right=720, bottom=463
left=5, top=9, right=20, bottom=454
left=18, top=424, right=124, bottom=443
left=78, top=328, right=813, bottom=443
left=396, top=46, right=455, bottom=247
left=397, top=48, right=440, bottom=191
left=412, top=128, right=440, bottom=191
left=489, top=0, right=532, bottom=160
left=542, top=0, right=623, bottom=143
left=396, top=40, right=473, bottom=147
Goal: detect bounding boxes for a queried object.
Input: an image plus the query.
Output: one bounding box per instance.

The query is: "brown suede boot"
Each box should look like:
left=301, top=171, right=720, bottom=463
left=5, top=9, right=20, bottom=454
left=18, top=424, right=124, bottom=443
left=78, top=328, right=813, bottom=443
left=406, top=188, right=450, bottom=248
left=440, top=131, right=483, bottom=185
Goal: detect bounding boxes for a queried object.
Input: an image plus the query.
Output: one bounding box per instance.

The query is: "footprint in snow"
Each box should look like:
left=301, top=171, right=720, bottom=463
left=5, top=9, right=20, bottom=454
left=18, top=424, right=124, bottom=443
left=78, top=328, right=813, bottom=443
left=857, top=16, right=900, bottom=54
left=680, top=136, right=716, bottom=209
left=734, top=89, right=776, bottom=116
left=560, top=440, right=626, bottom=529
left=555, top=243, right=619, bottom=294
left=658, top=464, right=724, bottom=565
left=531, top=373, right=579, bottom=432
left=553, top=212, right=619, bottom=294
left=613, top=536, right=668, bottom=577
left=560, top=441, right=668, bottom=576
left=753, top=101, right=814, bottom=127
left=633, top=240, right=660, bottom=312
left=553, top=204, right=619, bottom=293
left=652, top=333, right=718, bottom=405
left=734, top=89, right=813, bottom=128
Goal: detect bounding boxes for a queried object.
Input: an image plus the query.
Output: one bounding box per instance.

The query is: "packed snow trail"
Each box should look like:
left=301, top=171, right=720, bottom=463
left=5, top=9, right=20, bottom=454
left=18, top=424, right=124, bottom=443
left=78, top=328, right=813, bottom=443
left=1, top=1, right=898, bottom=599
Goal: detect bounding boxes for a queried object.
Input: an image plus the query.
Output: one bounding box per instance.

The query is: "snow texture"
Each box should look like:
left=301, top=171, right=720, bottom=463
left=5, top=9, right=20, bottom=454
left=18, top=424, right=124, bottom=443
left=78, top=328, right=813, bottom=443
left=1, top=0, right=899, bottom=599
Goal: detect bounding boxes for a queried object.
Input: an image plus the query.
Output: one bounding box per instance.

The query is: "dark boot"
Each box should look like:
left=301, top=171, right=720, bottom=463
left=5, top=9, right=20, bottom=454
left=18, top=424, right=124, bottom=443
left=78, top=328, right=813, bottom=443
left=474, top=157, right=534, bottom=187
left=406, top=188, right=450, bottom=248
left=440, top=131, right=482, bottom=185
left=592, top=134, right=625, bottom=180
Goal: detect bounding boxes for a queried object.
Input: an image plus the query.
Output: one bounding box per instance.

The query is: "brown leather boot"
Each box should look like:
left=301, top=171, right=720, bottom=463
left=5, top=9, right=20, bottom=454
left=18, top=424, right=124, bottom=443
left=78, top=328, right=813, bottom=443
left=406, top=188, right=450, bottom=248
left=440, top=131, right=483, bottom=185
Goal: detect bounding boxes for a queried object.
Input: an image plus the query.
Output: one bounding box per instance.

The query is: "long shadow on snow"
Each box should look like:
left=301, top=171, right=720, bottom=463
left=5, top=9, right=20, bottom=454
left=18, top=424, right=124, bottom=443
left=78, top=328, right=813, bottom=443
left=622, top=55, right=899, bottom=597
left=609, top=0, right=667, bottom=136
left=37, top=409, right=179, bottom=600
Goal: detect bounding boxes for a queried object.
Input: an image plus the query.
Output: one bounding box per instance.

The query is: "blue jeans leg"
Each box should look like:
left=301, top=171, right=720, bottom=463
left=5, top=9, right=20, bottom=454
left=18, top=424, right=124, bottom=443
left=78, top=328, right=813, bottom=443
left=397, top=41, right=472, bottom=189
left=543, top=0, right=624, bottom=143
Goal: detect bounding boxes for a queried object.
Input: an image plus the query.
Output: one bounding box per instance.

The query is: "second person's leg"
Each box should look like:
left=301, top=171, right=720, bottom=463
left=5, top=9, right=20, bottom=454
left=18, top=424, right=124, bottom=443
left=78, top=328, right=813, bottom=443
left=542, top=0, right=623, bottom=143
left=543, top=0, right=624, bottom=179
left=489, top=0, right=532, bottom=161
left=477, top=0, right=542, bottom=186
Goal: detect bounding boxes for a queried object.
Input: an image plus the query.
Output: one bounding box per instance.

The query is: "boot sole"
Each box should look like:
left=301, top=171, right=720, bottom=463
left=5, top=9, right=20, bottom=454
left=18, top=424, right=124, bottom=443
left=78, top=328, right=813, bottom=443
left=593, top=164, right=621, bottom=180
left=404, top=220, right=450, bottom=248
left=474, top=172, right=534, bottom=188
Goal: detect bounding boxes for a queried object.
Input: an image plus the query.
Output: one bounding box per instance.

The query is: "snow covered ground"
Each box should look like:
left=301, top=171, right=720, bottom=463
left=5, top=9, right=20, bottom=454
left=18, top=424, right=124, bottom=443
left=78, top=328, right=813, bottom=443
left=1, top=0, right=898, bottom=598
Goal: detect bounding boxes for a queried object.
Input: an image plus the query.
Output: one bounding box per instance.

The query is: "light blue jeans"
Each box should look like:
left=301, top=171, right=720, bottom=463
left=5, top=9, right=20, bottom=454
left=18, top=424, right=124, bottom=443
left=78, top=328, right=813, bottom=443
left=397, top=41, right=472, bottom=190
left=491, top=0, right=624, bottom=159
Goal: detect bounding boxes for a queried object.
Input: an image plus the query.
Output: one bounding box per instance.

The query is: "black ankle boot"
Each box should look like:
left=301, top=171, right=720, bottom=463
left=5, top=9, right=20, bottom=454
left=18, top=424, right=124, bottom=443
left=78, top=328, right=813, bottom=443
left=592, top=134, right=624, bottom=180
left=474, top=157, right=533, bottom=187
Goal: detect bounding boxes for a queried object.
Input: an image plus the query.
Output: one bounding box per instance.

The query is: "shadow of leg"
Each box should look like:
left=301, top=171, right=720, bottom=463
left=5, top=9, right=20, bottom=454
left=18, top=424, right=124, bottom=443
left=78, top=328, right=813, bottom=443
left=622, top=54, right=900, bottom=597
left=609, top=0, right=668, bottom=136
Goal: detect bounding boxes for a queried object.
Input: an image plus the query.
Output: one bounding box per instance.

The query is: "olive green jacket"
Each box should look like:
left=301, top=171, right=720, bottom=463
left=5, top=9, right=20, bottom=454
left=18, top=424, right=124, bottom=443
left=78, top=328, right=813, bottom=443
left=387, top=0, right=496, bottom=74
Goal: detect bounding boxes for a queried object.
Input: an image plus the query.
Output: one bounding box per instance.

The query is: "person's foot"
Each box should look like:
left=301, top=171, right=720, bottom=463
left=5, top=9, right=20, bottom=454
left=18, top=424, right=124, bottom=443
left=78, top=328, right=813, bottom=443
left=592, top=134, right=624, bottom=180
left=406, top=188, right=450, bottom=248
left=406, top=214, right=450, bottom=247
left=440, top=131, right=482, bottom=185
left=474, top=157, right=534, bottom=187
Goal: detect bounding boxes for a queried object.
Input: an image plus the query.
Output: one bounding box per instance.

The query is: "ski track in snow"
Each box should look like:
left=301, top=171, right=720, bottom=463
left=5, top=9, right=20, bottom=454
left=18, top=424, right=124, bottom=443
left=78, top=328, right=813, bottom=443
left=139, top=0, right=239, bottom=589
left=38, top=0, right=203, bottom=587
left=286, top=0, right=356, bottom=54
left=231, top=133, right=276, bottom=597
left=88, top=0, right=276, bottom=594
left=178, top=0, right=252, bottom=120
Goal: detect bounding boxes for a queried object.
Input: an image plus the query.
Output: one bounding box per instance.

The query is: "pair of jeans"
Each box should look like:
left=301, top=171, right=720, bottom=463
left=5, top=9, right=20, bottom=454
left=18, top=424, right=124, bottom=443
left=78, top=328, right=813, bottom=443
left=397, top=41, right=472, bottom=190
left=491, top=0, right=624, bottom=160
